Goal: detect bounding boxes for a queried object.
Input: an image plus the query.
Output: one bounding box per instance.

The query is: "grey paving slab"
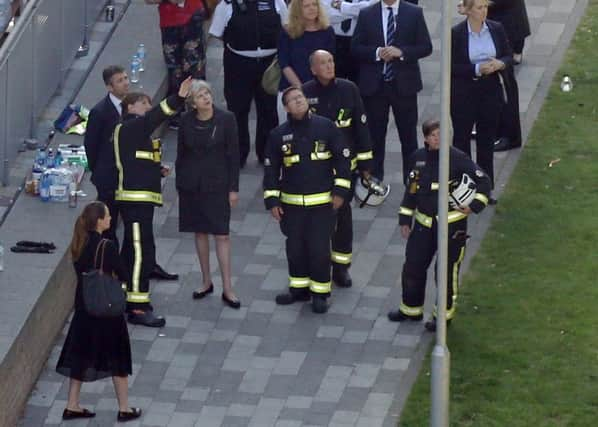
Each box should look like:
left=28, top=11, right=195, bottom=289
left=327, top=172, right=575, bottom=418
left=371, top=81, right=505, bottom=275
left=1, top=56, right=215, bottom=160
left=17, top=0, right=589, bottom=426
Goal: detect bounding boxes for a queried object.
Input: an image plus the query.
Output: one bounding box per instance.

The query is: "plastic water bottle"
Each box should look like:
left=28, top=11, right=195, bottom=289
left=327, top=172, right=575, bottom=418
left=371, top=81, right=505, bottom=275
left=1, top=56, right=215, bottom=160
left=560, top=75, right=573, bottom=92
left=0, top=242, right=4, bottom=272
left=40, top=173, right=50, bottom=202
left=130, top=54, right=140, bottom=83
left=137, top=44, right=146, bottom=72
left=55, top=150, right=63, bottom=167
left=46, top=148, right=55, bottom=169
left=36, top=148, right=47, bottom=168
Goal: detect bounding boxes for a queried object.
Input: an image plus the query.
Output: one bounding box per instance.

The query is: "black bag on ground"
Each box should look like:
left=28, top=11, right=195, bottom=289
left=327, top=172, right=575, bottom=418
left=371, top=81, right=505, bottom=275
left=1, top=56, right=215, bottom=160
left=82, top=239, right=126, bottom=318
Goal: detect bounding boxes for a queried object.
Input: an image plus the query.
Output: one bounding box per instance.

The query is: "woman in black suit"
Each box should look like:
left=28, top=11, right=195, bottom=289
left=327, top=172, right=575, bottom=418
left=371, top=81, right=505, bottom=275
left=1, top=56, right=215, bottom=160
left=176, top=80, right=241, bottom=308
left=451, top=0, right=513, bottom=193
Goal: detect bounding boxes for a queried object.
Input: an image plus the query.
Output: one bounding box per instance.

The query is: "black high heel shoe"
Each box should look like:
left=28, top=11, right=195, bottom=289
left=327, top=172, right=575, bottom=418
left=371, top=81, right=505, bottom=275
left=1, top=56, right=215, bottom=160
left=192, top=283, right=214, bottom=299
left=222, top=293, right=241, bottom=309
left=117, top=407, right=142, bottom=422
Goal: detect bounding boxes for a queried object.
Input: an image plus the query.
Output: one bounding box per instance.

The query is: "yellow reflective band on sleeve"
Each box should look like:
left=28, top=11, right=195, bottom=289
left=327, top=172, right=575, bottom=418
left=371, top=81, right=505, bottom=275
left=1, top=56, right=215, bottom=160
left=160, top=99, right=176, bottom=116
left=399, top=302, right=424, bottom=316
left=331, top=251, right=352, bottom=265
left=152, top=139, right=161, bottom=150
left=283, top=154, right=300, bottom=167
left=431, top=182, right=439, bottom=190
left=334, top=178, right=351, bottom=189
left=474, top=193, right=489, bottom=205
left=127, top=292, right=151, bottom=303
left=350, top=157, right=358, bottom=171
left=310, top=151, right=332, bottom=160
left=336, top=118, right=352, bottom=128
left=132, top=222, right=142, bottom=293
left=280, top=192, right=331, bottom=206
left=289, top=277, right=310, bottom=288
left=113, top=124, right=124, bottom=192
left=135, top=150, right=156, bottom=161
left=115, top=190, right=163, bottom=205
left=447, top=211, right=468, bottom=223
left=356, top=151, right=373, bottom=161
left=264, top=190, right=281, bottom=199
left=399, top=206, right=414, bottom=217
left=310, top=279, right=331, bottom=294
left=415, top=211, right=434, bottom=228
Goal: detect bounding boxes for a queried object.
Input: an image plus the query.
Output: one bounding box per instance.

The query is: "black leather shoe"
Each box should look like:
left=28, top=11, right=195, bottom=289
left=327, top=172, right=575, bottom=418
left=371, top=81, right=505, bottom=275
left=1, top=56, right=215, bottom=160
left=311, top=295, right=329, bottom=314
left=387, top=309, right=423, bottom=322
left=62, top=408, right=96, bottom=420
left=150, top=264, right=179, bottom=281
left=275, top=291, right=310, bottom=305
left=192, top=284, right=214, bottom=299
left=424, top=318, right=452, bottom=332
left=222, top=293, right=241, bottom=309
left=117, top=407, right=142, bottom=422
left=128, top=311, right=166, bottom=328
left=488, top=197, right=498, bottom=205
left=332, top=267, right=353, bottom=288
left=493, top=137, right=514, bottom=152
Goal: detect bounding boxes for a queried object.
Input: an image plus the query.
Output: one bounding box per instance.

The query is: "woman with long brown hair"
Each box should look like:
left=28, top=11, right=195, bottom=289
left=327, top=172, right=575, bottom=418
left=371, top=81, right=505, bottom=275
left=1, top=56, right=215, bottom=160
left=56, top=202, right=141, bottom=422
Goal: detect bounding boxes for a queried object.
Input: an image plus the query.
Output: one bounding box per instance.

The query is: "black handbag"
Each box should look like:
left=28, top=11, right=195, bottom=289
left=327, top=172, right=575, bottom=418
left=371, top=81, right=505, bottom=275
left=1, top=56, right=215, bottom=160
left=82, top=239, right=127, bottom=318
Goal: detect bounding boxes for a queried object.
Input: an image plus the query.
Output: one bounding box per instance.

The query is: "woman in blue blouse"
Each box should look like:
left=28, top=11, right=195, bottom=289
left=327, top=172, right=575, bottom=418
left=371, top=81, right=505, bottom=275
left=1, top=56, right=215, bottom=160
left=277, top=0, right=335, bottom=118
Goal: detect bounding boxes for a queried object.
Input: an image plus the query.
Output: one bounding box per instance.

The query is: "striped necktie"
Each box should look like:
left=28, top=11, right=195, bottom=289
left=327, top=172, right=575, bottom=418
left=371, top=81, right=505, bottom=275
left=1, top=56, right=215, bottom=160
left=384, top=6, right=396, bottom=81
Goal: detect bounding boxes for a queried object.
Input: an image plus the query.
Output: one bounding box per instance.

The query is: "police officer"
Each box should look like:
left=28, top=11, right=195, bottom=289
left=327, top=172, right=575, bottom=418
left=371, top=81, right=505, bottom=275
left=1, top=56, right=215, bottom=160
left=302, top=50, right=373, bottom=288
left=209, top=0, right=288, bottom=168
left=263, top=86, right=352, bottom=313
left=388, top=119, right=491, bottom=331
left=114, top=77, right=192, bottom=327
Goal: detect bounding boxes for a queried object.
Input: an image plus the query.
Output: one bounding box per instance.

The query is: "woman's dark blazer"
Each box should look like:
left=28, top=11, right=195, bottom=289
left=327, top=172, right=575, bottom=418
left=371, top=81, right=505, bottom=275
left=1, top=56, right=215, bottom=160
left=175, top=107, right=240, bottom=194
left=487, top=0, right=531, bottom=44
left=451, top=19, right=513, bottom=99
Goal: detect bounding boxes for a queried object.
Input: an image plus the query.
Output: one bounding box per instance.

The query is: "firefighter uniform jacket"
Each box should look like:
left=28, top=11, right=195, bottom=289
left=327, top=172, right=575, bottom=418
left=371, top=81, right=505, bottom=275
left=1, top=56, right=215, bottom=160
left=263, top=112, right=352, bottom=208
left=113, top=95, right=183, bottom=206
left=302, top=78, right=373, bottom=173
left=398, top=146, right=492, bottom=227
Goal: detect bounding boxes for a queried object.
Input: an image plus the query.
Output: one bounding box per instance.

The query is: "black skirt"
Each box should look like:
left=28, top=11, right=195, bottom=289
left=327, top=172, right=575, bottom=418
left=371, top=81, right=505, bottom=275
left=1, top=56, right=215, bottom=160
left=56, top=310, right=132, bottom=382
left=179, top=189, right=230, bottom=235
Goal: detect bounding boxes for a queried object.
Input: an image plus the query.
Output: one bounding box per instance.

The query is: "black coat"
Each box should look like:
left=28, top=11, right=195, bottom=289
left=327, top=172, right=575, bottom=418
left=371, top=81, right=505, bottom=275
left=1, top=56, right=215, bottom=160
left=488, top=0, right=530, bottom=45
left=84, top=95, right=120, bottom=192
left=351, top=0, right=432, bottom=97
left=175, top=107, right=240, bottom=194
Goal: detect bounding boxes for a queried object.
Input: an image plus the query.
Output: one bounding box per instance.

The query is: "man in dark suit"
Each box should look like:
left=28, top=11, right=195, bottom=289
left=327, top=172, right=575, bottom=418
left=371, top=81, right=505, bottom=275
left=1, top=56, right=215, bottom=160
left=84, top=65, right=178, bottom=281
left=352, top=0, right=432, bottom=182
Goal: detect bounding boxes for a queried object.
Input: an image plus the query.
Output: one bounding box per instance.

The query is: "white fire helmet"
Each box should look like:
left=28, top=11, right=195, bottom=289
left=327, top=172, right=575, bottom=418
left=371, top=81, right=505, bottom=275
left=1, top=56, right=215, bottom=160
left=449, top=173, right=477, bottom=209
left=354, top=176, right=391, bottom=207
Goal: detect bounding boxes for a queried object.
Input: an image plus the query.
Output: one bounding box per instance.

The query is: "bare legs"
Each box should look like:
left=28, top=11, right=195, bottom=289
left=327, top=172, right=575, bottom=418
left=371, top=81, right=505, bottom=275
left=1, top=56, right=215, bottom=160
left=66, top=377, right=130, bottom=412
left=66, top=379, right=83, bottom=411
left=194, top=233, right=236, bottom=300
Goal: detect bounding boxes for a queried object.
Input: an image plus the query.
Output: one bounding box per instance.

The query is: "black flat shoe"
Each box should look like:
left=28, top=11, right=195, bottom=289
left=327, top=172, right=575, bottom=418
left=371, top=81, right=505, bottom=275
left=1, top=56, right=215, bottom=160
left=222, top=293, right=241, bottom=309
left=192, top=284, right=214, bottom=299
left=127, top=311, right=166, bottom=328
left=149, top=264, right=179, bottom=281
left=62, top=408, right=96, bottom=420
left=117, top=407, right=142, bottom=422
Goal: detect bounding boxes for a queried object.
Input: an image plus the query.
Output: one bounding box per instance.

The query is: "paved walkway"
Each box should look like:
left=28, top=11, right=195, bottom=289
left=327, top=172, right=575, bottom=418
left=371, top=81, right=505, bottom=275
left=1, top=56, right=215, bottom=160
left=19, top=0, right=586, bottom=425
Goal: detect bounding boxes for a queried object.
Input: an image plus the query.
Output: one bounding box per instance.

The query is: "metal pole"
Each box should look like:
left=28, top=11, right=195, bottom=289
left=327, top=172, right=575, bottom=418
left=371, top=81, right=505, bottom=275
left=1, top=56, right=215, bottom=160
left=76, top=0, right=89, bottom=58
left=430, top=0, right=452, bottom=425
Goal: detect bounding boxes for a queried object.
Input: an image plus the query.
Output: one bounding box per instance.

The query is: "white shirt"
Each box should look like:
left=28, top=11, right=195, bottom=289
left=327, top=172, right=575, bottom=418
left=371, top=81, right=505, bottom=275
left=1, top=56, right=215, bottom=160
left=109, top=93, right=122, bottom=116
left=375, top=0, right=400, bottom=61
left=325, top=0, right=377, bottom=36
left=209, top=0, right=288, bottom=39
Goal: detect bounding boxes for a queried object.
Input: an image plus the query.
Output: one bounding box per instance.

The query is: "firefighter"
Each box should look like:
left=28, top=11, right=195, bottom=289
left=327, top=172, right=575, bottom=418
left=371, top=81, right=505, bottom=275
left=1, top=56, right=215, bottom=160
left=388, top=119, right=491, bottom=331
left=263, top=86, right=352, bottom=313
left=302, top=50, right=373, bottom=288
left=114, top=77, right=193, bottom=328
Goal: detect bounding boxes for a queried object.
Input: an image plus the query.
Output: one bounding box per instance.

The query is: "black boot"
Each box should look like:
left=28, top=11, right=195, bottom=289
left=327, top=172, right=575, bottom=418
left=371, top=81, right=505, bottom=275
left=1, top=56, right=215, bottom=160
left=424, top=317, right=452, bottom=332
left=332, top=266, right=353, bottom=288
left=311, top=294, right=329, bottom=314
left=149, top=264, right=179, bottom=281
left=387, top=309, right=423, bottom=322
left=275, top=288, right=310, bottom=305
left=128, top=310, right=166, bottom=327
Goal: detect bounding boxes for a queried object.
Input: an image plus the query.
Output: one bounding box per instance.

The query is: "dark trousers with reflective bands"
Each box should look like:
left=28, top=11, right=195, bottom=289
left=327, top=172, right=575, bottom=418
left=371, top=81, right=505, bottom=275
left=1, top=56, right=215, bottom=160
left=280, top=204, right=335, bottom=295
left=120, top=203, right=155, bottom=310
left=400, top=219, right=467, bottom=320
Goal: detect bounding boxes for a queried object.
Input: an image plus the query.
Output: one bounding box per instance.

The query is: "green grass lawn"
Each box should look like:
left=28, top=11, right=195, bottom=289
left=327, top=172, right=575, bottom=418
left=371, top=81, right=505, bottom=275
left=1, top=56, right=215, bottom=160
left=399, top=2, right=598, bottom=426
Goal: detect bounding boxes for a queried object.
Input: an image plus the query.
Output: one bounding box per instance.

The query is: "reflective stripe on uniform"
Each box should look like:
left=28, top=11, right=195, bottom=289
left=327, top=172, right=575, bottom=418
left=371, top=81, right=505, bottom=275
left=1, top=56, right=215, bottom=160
left=431, top=182, right=439, bottom=190
left=114, top=124, right=125, bottom=192
left=160, top=99, right=176, bottom=116
left=116, top=190, right=163, bottom=204
left=310, top=151, right=332, bottom=160
left=399, top=302, right=423, bottom=316
left=433, top=304, right=456, bottom=320
left=135, top=150, right=161, bottom=162
left=280, top=191, right=331, bottom=206
left=415, top=210, right=468, bottom=228
left=283, top=154, right=300, bottom=167
left=264, top=190, right=280, bottom=199
left=289, top=276, right=310, bottom=288
left=452, top=246, right=465, bottom=303
left=132, top=222, right=142, bottom=293
left=127, top=292, right=150, bottom=303
left=356, top=150, right=373, bottom=161
left=334, top=178, right=351, bottom=189
left=350, top=157, right=358, bottom=171
left=474, top=193, right=489, bottom=205
left=310, top=279, right=331, bottom=294
left=331, top=251, right=351, bottom=265
left=399, top=206, right=414, bottom=216
left=152, top=139, right=161, bottom=150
